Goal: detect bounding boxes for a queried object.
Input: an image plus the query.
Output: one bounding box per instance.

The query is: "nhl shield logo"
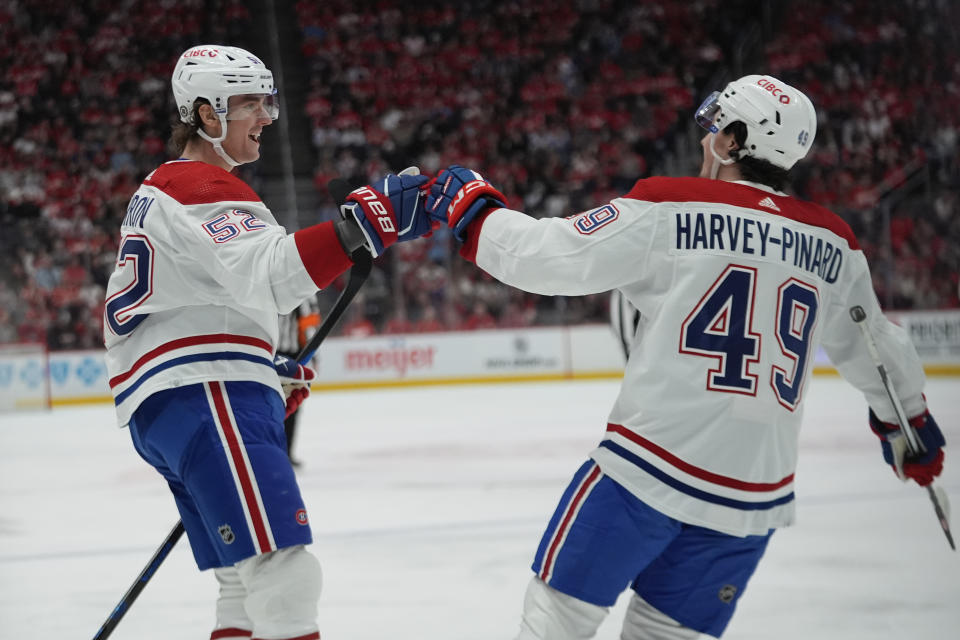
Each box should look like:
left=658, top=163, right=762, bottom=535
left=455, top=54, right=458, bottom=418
left=218, top=524, right=235, bottom=544
left=718, top=584, right=738, bottom=604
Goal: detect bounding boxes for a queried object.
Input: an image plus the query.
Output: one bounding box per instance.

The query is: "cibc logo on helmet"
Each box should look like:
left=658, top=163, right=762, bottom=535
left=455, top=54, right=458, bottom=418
left=183, top=48, right=218, bottom=58
left=757, top=78, right=791, bottom=104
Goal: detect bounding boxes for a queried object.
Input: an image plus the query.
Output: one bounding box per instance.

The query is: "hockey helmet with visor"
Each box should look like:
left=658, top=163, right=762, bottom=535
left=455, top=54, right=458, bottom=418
left=172, top=45, right=279, bottom=166
left=224, top=93, right=280, bottom=121
left=694, top=74, right=816, bottom=171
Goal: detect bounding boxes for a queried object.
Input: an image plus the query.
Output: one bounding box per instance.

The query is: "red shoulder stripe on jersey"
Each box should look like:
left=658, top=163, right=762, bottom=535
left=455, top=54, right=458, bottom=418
left=109, top=333, right=273, bottom=388
left=625, top=176, right=860, bottom=250
left=294, top=221, right=354, bottom=288
left=144, top=161, right=261, bottom=205
left=606, top=423, right=795, bottom=491
left=458, top=207, right=499, bottom=264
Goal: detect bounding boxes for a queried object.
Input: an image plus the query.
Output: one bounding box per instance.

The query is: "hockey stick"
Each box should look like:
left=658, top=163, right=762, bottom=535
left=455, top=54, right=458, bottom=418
left=92, top=521, right=185, bottom=640
left=93, top=179, right=371, bottom=640
left=849, top=305, right=955, bottom=550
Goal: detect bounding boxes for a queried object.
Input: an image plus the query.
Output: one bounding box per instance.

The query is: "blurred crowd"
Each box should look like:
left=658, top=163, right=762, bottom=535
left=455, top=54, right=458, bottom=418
left=0, top=0, right=255, bottom=348
left=1, top=0, right=957, bottom=350
left=765, top=0, right=960, bottom=309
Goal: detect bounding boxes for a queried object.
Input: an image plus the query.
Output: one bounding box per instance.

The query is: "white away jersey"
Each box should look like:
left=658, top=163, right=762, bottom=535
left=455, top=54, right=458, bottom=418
left=465, top=176, right=926, bottom=536
left=104, top=160, right=350, bottom=426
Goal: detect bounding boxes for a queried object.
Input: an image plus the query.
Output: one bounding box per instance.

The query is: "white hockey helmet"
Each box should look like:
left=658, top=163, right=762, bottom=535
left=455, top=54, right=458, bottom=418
left=695, top=74, right=816, bottom=170
left=172, top=45, right=278, bottom=123
left=171, top=45, right=278, bottom=166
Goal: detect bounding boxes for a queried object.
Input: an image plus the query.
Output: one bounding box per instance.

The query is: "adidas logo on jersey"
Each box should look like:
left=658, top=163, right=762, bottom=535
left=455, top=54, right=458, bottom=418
left=758, top=196, right=780, bottom=211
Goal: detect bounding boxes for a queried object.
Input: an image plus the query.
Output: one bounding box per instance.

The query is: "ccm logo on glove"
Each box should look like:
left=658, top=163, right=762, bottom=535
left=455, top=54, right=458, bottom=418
left=350, top=186, right=396, bottom=234
left=429, top=174, right=491, bottom=217
left=449, top=180, right=491, bottom=212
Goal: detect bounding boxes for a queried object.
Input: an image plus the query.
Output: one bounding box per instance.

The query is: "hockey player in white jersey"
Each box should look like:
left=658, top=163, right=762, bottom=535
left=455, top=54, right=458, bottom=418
left=104, top=45, right=435, bottom=640
left=425, top=75, right=947, bottom=639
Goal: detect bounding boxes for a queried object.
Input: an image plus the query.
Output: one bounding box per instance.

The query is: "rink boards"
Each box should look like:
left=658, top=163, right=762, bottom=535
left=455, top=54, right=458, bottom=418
left=2, top=310, right=958, bottom=407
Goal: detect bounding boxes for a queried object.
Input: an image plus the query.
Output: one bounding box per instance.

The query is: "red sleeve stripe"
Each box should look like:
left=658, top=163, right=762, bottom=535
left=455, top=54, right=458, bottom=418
left=294, top=222, right=354, bottom=288
left=457, top=207, right=499, bottom=264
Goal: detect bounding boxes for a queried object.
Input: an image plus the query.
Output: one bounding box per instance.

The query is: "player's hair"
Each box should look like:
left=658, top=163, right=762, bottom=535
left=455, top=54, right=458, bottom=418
left=724, top=121, right=790, bottom=192
left=169, top=99, right=210, bottom=156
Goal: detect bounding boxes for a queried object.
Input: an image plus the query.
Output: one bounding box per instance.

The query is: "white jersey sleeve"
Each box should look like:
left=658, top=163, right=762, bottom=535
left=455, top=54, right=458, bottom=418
left=466, top=176, right=927, bottom=536
left=104, top=160, right=353, bottom=426
left=817, top=260, right=926, bottom=421
left=468, top=200, right=661, bottom=295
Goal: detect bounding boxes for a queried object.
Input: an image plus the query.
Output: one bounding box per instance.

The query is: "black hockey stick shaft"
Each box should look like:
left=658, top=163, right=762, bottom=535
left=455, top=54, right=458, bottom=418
left=296, top=247, right=371, bottom=364
left=93, top=180, right=373, bottom=640
left=849, top=305, right=955, bottom=550
left=92, top=522, right=185, bottom=640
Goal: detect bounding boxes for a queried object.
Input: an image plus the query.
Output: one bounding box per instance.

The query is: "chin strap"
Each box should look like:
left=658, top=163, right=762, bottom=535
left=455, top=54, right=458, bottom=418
left=708, top=134, right=737, bottom=179
left=197, top=114, right=240, bottom=167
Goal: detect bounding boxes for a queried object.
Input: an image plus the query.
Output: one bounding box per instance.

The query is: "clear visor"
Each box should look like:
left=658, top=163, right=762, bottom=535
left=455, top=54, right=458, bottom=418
left=225, top=90, right=280, bottom=121
left=694, top=91, right=721, bottom=133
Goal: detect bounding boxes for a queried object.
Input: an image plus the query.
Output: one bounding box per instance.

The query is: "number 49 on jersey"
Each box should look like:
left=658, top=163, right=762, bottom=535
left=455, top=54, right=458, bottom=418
left=680, top=264, right=819, bottom=411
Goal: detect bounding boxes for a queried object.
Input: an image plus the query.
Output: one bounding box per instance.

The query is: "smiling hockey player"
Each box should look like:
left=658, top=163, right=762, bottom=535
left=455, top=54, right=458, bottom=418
left=103, top=44, right=434, bottom=640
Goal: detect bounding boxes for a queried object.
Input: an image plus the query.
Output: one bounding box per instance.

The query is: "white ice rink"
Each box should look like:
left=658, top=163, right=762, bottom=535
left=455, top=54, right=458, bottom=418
left=2, top=376, right=959, bottom=639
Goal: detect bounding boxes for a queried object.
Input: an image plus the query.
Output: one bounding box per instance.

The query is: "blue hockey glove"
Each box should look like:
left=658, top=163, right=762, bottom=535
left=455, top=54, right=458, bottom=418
left=274, top=354, right=317, bottom=418
left=342, top=167, right=432, bottom=258
left=426, top=165, right=507, bottom=242
left=869, top=408, right=945, bottom=486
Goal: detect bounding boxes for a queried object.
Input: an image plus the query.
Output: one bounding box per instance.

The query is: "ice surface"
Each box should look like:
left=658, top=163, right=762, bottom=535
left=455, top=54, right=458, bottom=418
left=1, top=377, right=958, bottom=639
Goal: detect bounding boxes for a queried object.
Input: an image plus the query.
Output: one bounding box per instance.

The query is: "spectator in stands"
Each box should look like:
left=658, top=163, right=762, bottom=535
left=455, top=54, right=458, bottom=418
left=2, top=0, right=957, bottom=355
left=0, top=309, right=17, bottom=343
left=413, top=305, right=446, bottom=333
left=383, top=305, right=414, bottom=335
left=460, top=301, right=497, bottom=331
left=341, top=305, right=376, bottom=338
